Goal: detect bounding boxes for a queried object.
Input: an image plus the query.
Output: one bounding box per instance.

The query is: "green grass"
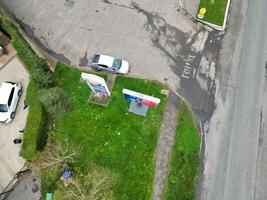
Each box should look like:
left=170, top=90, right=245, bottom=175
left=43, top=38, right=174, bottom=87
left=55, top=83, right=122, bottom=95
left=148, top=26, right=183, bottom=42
left=163, top=103, right=200, bottom=200
left=198, top=0, right=228, bottom=26
left=44, top=62, right=167, bottom=199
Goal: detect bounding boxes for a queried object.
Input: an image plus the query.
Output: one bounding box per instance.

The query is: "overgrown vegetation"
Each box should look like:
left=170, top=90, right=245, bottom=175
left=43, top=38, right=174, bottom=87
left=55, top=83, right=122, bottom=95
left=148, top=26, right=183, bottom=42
left=39, top=87, right=73, bottom=117
left=198, top=0, right=228, bottom=26
left=163, top=103, right=200, bottom=200
left=40, top=139, right=81, bottom=171
left=53, top=165, right=116, bottom=200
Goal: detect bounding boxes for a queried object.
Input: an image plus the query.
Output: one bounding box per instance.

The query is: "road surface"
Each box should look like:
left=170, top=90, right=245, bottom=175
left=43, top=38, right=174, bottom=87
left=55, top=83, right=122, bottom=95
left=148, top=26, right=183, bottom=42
left=199, top=0, right=267, bottom=199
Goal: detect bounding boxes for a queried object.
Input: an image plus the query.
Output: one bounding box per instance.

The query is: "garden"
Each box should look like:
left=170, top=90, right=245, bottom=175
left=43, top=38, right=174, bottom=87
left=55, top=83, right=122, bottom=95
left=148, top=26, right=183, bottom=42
left=41, top=63, right=167, bottom=199
left=198, top=0, right=229, bottom=26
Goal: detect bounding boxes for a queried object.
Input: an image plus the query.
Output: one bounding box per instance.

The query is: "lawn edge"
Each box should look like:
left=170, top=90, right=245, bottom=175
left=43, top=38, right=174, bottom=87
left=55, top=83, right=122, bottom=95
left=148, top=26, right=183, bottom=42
left=162, top=102, right=201, bottom=200
left=197, top=0, right=231, bottom=30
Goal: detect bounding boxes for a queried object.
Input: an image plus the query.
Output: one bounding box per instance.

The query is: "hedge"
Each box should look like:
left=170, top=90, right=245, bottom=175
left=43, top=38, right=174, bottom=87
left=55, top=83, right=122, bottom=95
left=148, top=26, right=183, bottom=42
left=20, top=82, right=45, bottom=160
left=0, top=17, right=55, bottom=88
left=0, top=15, right=52, bottom=160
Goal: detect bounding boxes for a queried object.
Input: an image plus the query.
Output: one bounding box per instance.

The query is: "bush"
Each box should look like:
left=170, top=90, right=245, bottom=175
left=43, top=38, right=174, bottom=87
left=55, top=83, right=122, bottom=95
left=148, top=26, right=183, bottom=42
left=39, top=87, right=73, bottom=117
left=21, top=81, right=47, bottom=160
left=0, top=16, right=55, bottom=88
left=36, top=108, right=48, bottom=151
left=32, top=67, right=55, bottom=88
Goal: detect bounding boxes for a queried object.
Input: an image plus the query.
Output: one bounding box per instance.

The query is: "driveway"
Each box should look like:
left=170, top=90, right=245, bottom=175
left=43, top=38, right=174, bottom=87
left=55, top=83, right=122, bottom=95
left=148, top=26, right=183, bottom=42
left=0, top=0, right=222, bottom=122
left=0, top=56, right=29, bottom=191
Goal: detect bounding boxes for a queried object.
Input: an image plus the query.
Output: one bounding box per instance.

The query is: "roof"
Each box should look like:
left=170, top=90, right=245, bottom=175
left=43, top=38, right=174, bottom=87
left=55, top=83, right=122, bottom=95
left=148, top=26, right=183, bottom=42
left=0, top=82, right=13, bottom=104
left=98, top=54, right=114, bottom=67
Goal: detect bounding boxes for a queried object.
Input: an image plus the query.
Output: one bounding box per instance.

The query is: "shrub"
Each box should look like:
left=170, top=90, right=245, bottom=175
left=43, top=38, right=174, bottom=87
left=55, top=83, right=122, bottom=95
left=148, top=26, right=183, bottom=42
left=21, top=81, right=47, bottom=160
left=32, top=67, right=55, bottom=88
left=0, top=16, right=55, bottom=88
left=39, top=87, right=73, bottom=117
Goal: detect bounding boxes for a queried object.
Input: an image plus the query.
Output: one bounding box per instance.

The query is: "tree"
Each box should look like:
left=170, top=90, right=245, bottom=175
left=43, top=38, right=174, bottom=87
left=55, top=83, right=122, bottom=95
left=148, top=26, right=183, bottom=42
left=54, top=165, right=116, bottom=200
left=41, top=139, right=80, bottom=171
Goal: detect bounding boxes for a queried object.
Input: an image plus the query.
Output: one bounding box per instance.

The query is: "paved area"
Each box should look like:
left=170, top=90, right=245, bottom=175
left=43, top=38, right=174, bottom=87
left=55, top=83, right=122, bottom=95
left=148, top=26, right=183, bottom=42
left=6, top=175, right=41, bottom=200
left=184, top=0, right=199, bottom=16
left=152, top=90, right=181, bottom=200
left=255, top=75, right=267, bottom=200
left=0, top=56, right=29, bottom=192
left=198, top=0, right=267, bottom=199
left=0, top=0, right=221, bottom=122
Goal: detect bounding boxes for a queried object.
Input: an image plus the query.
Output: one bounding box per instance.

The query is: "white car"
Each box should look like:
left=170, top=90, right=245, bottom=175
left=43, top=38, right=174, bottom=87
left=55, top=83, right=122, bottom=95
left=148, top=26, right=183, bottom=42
left=0, top=82, right=22, bottom=123
left=92, top=54, right=129, bottom=74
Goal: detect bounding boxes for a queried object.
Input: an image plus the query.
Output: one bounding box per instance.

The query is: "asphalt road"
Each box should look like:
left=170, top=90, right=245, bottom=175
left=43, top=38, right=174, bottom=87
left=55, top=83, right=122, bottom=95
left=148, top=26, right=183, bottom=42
left=199, top=0, right=267, bottom=199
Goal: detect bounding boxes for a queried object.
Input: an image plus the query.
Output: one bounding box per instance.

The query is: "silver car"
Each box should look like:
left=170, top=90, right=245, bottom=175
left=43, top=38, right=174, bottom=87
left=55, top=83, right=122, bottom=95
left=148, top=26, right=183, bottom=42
left=92, top=54, right=130, bottom=74
left=0, top=82, right=22, bottom=123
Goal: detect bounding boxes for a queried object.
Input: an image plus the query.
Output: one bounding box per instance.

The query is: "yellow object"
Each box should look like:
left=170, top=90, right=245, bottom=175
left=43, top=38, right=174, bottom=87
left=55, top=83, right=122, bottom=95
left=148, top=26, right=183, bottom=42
left=198, top=8, right=206, bottom=19
left=199, top=8, right=207, bottom=15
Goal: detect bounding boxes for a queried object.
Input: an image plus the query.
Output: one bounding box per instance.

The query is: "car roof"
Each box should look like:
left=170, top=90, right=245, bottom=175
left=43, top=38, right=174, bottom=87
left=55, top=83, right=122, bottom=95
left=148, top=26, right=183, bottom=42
left=97, top=54, right=114, bottom=67
left=0, top=82, right=13, bottom=104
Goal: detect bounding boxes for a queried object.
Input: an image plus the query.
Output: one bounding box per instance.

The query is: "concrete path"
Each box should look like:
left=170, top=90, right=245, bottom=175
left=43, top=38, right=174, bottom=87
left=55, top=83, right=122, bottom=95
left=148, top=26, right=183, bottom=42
left=183, top=0, right=199, bottom=16
left=255, top=74, right=267, bottom=200
left=0, top=56, right=29, bottom=192
left=6, top=175, right=41, bottom=200
left=152, top=90, right=181, bottom=200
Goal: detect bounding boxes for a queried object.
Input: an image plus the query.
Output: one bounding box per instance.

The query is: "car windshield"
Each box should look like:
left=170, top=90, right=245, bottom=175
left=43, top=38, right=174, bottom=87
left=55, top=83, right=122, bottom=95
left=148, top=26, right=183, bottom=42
left=112, top=58, right=122, bottom=70
left=0, top=104, right=8, bottom=112
left=92, top=54, right=100, bottom=63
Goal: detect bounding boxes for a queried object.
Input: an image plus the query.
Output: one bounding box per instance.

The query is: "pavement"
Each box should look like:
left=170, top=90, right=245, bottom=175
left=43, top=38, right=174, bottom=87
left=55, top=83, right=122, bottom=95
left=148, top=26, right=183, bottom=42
left=0, top=56, right=29, bottom=192
left=0, top=0, right=220, bottom=122
left=6, top=175, right=41, bottom=200
left=152, top=90, right=181, bottom=200
left=198, top=0, right=267, bottom=199
left=183, top=0, right=199, bottom=16
left=255, top=75, right=267, bottom=200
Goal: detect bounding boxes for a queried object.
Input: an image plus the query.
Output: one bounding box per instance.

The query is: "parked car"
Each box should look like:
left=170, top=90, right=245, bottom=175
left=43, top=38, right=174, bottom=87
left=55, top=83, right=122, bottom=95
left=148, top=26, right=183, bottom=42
left=92, top=54, right=129, bottom=74
left=0, top=82, right=22, bottom=123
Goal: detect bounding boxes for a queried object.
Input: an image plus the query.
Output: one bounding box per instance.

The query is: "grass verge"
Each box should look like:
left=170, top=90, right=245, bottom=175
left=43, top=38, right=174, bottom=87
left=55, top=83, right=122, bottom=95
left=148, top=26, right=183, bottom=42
left=41, top=63, right=167, bottom=199
left=198, top=0, right=228, bottom=26
left=163, top=103, right=200, bottom=200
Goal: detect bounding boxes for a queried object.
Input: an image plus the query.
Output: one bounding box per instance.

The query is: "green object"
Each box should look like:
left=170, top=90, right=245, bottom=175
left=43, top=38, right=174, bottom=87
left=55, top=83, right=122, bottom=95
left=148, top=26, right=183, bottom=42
left=198, top=0, right=228, bottom=26
left=46, top=192, right=53, bottom=200
left=48, top=63, right=167, bottom=199
left=163, top=103, right=200, bottom=200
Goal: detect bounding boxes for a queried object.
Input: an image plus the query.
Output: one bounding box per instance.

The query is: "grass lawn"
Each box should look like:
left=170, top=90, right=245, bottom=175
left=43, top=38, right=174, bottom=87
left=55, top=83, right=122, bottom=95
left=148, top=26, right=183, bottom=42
left=163, top=103, right=200, bottom=200
left=44, top=63, right=167, bottom=199
left=198, top=0, right=228, bottom=26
